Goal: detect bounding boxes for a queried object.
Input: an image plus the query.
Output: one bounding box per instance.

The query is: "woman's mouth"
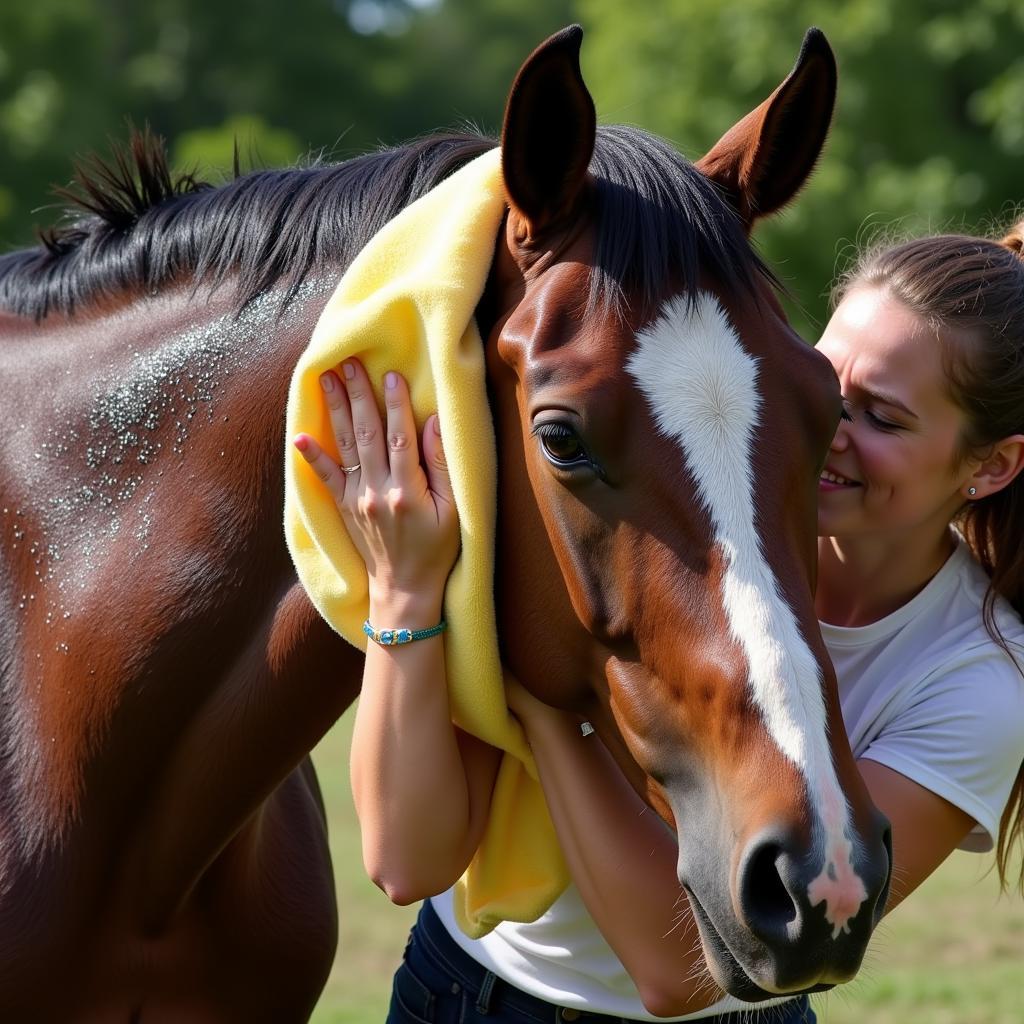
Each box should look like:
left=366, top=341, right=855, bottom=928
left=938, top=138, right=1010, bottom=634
left=819, top=468, right=859, bottom=490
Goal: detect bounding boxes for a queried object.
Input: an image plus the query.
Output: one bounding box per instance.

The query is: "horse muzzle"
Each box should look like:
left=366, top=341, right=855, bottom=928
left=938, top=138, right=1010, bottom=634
left=679, top=808, right=892, bottom=1001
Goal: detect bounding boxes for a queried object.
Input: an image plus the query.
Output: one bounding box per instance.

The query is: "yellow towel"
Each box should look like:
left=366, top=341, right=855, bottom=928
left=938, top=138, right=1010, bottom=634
left=284, top=147, right=569, bottom=937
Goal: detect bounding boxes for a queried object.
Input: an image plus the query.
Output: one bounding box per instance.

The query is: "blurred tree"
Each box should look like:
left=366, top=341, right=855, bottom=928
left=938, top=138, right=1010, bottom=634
left=4, top=0, right=1022, bottom=339
left=578, top=0, right=1024, bottom=335
left=0, top=0, right=572, bottom=249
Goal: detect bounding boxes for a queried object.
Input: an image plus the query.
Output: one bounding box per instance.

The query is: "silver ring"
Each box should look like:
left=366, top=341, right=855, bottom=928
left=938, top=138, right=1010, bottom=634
left=339, top=463, right=361, bottom=476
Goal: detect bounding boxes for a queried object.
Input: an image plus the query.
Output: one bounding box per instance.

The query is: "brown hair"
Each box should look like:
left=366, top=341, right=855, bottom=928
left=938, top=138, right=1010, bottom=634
left=835, top=221, right=1024, bottom=892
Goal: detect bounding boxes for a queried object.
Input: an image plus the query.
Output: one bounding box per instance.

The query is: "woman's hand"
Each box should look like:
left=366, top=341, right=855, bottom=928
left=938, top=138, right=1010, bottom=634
left=293, top=358, right=459, bottom=615
left=505, top=675, right=570, bottom=729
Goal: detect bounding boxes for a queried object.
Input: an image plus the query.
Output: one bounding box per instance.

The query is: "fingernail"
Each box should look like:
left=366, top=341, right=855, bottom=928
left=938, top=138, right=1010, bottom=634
left=320, top=373, right=334, bottom=393
left=342, top=362, right=355, bottom=380
left=433, top=415, right=442, bottom=437
left=385, top=371, right=397, bottom=390
left=293, top=435, right=309, bottom=453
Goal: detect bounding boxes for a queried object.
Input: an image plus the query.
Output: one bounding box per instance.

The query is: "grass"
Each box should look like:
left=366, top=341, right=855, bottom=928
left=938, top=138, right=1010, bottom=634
left=310, top=710, right=1023, bottom=1023
left=309, top=709, right=416, bottom=1024
left=813, top=851, right=1023, bottom=1024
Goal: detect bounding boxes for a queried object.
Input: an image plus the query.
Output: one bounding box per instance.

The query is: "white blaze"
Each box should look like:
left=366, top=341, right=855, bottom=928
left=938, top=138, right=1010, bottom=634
left=626, top=292, right=867, bottom=938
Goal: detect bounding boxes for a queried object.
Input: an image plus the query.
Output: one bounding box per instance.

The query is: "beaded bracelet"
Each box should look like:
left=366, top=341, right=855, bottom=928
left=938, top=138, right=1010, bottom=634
left=362, top=618, right=447, bottom=647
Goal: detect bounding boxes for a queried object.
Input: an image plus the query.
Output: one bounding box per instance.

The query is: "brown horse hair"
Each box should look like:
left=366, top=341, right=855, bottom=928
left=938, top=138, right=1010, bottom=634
left=0, top=125, right=774, bottom=327
left=835, top=224, right=1024, bottom=892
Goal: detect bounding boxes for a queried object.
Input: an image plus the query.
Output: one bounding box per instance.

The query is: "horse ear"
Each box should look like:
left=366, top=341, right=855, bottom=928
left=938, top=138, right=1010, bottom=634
left=501, top=24, right=597, bottom=239
left=696, top=27, right=836, bottom=229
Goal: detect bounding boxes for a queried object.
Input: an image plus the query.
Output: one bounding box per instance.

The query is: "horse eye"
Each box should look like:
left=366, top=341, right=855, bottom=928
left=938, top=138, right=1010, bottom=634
left=536, top=423, right=588, bottom=466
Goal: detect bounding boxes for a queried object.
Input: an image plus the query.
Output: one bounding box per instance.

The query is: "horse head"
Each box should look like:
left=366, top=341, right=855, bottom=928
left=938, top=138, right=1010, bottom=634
left=485, top=26, right=891, bottom=1000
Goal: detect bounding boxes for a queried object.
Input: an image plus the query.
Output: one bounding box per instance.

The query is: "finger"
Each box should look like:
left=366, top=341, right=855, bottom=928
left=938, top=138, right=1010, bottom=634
left=421, top=414, right=455, bottom=510
left=293, top=433, right=348, bottom=507
left=319, top=370, right=361, bottom=476
left=383, top=371, right=423, bottom=487
left=341, top=359, right=388, bottom=486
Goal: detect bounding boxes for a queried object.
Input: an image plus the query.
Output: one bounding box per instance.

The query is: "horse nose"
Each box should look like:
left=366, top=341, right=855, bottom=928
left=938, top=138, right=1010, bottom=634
left=737, top=815, right=892, bottom=978
left=737, top=830, right=804, bottom=946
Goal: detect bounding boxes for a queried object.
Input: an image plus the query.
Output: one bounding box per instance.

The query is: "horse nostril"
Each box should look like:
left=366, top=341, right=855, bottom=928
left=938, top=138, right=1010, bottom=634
left=873, top=818, right=894, bottom=922
left=739, top=838, right=799, bottom=942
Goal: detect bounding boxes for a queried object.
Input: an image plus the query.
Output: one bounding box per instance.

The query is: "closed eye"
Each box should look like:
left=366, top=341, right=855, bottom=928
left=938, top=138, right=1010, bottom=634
left=864, top=410, right=902, bottom=431
left=841, top=396, right=901, bottom=432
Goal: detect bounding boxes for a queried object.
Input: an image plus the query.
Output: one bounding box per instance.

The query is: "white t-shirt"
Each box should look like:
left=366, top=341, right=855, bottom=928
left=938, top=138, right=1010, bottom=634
left=433, top=538, right=1024, bottom=1019
left=823, top=537, right=1024, bottom=852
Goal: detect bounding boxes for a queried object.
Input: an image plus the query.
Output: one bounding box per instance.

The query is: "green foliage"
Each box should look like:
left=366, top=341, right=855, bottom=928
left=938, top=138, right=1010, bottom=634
left=0, top=0, right=572, bottom=247
left=578, top=0, right=1024, bottom=335
left=172, top=115, right=303, bottom=179
left=3, top=1, right=1024, bottom=336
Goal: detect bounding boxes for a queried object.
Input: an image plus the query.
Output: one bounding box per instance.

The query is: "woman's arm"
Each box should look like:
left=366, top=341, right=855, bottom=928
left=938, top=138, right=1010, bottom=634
left=295, top=360, right=500, bottom=904
left=516, top=695, right=984, bottom=1010
left=506, top=684, right=981, bottom=1016
left=857, top=759, right=974, bottom=912
left=506, top=681, right=724, bottom=1018
left=351, top=588, right=501, bottom=905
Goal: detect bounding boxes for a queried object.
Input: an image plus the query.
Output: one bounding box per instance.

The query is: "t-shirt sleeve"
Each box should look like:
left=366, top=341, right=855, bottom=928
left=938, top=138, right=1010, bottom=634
left=858, top=646, right=1024, bottom=852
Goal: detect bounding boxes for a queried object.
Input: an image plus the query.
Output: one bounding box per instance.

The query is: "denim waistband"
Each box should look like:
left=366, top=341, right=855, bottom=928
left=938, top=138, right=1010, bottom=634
left=409, top=899, right=813, bottom=1023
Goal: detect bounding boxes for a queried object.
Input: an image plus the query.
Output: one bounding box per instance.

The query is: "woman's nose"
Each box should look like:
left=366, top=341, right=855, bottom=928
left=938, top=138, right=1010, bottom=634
left=829, top=418, right=851, bottom=451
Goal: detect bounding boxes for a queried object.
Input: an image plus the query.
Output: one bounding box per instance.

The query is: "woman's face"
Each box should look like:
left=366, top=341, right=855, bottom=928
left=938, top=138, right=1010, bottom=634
left=815, top=286, right=975, bottom=541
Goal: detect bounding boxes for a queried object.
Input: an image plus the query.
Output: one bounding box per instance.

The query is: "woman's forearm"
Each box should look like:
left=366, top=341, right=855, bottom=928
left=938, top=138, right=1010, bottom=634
left=350, top=591, right=500, bottom=904
left=297, top=362, right=500, bottom=905
left=522, top=711, right=722, bottom=1017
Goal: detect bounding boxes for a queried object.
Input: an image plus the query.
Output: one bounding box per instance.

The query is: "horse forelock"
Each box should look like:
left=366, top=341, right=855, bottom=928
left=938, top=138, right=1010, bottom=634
left=587, top=127, right=777, bottom=319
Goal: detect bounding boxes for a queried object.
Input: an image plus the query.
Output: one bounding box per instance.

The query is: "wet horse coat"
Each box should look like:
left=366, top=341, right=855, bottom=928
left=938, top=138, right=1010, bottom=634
left=0, top=26, right=889, bottom=1022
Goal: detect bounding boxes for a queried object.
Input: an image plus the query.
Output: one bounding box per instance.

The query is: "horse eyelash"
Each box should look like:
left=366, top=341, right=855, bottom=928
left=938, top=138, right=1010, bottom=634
left=531, top=422, right=583, bottom=448
left=531, top=423, right=609, bottom=482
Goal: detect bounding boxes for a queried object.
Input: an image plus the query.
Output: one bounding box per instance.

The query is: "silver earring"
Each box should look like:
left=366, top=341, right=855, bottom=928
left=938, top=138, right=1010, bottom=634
left=968, top=486, right=977, bottom=497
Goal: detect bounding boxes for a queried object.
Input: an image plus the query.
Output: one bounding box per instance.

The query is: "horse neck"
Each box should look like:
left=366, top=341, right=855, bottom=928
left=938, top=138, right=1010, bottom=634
left=55, top=277, right=334, bottom=551
left=0, top=279, right=335, bottom=824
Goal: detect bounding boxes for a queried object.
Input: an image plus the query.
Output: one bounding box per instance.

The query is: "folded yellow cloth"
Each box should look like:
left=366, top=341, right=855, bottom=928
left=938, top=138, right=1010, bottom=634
left=284, top=147, right=569, bottom=937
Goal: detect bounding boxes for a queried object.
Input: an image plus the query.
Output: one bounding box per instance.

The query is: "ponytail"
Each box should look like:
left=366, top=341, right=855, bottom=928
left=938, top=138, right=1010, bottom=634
left=989, top=219, right=1024, bottom=893
left=959, top=485, right=1024, bottom=894
left=999, top=221, right=1024, bottom=256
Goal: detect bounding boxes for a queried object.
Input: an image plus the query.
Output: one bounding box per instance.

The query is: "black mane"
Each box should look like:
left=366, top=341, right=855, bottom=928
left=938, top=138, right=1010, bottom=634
left=0, top=125, right=770, bottom=321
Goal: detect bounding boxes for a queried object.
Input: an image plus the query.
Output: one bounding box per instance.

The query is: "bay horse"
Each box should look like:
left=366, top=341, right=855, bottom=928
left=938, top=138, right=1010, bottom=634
left=0, top=25, right=890, bottom=1022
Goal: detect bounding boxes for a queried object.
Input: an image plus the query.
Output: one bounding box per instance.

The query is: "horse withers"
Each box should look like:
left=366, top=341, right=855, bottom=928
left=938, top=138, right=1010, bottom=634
left=0, top=24, right=890, bottom=1022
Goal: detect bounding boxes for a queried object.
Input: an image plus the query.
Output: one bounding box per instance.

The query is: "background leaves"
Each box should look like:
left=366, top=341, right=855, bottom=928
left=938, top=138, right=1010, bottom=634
left=2, top=0, right=1022, bottom=335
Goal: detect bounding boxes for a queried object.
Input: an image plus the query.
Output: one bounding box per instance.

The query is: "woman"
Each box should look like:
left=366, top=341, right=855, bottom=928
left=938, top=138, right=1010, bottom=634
left=294, top=224, right=1024, bottom=1022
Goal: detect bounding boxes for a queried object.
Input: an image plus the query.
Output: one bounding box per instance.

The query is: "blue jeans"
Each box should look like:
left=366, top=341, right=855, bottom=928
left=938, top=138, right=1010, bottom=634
left=386, top=900, right=817, bottom=1023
